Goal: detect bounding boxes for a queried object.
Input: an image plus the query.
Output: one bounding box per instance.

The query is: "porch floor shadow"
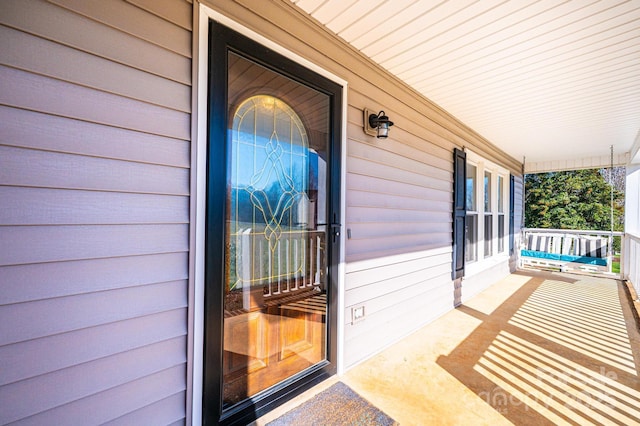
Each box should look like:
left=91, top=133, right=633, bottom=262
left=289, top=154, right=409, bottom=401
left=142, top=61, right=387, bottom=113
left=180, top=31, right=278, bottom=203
left=255, top=270, right=640, bottom=425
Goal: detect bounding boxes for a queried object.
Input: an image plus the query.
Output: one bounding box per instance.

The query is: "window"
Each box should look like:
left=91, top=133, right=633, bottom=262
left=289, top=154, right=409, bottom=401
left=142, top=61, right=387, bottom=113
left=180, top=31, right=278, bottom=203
left=463, top=151, right=509, bottom=269
left=498, top=175, right=505, bottom=253
left=465, top=163, right=477, bottom=263
left=484, top=171, right=492, bottom=258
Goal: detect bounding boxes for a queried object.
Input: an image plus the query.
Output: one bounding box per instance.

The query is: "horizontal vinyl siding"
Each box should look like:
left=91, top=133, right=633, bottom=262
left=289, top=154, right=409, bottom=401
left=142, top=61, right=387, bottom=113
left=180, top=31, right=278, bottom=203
left=344, top=85, right=456, bottom=366
left=0, top=25, right=190, bottom=112
left=205, top=0, right=522, bottom=370
left=0, top=0, right=191, bottom=84
left=0, top=65, right=190, bottom=140
left=0, top=106, right=190, bottom=167
left=0, top=0, right=191, bottom=424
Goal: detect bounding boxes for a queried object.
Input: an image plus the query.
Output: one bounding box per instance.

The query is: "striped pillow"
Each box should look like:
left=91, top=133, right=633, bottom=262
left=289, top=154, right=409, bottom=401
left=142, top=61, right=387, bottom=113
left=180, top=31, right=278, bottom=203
left=577, top=237, right=608, bottom=258
left=527, top=234, right=553, bottom=252
left=561, top=236, right=576, bottom=255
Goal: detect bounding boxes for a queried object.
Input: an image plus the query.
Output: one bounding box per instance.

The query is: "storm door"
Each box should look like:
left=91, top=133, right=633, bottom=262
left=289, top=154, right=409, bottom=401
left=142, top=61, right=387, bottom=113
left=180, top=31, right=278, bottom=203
left=204, top=21, right=342, bottom=425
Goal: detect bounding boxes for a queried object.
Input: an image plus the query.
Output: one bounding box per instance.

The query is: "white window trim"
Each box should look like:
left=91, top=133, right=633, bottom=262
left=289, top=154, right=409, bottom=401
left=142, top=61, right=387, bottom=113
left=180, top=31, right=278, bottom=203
left=190, top=4, right=348, bottom=424
left=465, top=150, right=510, bottom=277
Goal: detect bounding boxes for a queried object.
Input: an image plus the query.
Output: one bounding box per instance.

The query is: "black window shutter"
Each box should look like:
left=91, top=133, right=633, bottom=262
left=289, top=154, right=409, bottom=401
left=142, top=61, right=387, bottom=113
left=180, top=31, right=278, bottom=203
left=509, top=174, right=515, bottom=255
left=452, top=148, right=466, bottom=280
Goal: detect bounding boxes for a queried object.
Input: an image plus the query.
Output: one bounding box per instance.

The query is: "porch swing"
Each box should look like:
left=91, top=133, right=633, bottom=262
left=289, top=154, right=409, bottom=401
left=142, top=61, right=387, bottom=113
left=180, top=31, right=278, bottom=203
left=519, top=147, right=616, bottom=275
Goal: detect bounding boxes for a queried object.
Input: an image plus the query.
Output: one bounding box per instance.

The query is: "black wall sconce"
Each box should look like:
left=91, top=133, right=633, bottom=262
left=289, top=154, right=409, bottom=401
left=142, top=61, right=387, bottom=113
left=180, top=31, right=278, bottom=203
left=364, top=108, right=394, bottom=138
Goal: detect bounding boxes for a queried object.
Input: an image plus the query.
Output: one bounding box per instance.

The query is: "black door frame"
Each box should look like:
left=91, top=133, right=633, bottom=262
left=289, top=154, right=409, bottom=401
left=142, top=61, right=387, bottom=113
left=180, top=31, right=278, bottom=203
left=203, top=20, right=342, bottom=425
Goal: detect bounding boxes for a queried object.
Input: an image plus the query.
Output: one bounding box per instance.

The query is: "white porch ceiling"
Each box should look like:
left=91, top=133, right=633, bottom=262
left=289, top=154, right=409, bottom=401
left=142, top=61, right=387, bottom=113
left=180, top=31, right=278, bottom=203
left=289, top=0, right=640, bottom=169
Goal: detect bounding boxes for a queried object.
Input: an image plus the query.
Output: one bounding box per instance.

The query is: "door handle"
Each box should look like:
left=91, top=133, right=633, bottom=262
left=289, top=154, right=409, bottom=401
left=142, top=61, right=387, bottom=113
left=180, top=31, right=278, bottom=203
left=331, top=223, right=341, bottom=241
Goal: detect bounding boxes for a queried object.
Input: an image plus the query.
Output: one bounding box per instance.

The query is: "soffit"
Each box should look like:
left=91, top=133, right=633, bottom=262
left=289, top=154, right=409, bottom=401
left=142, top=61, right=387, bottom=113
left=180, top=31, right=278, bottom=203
left=289, top=0, right=640, bottom=168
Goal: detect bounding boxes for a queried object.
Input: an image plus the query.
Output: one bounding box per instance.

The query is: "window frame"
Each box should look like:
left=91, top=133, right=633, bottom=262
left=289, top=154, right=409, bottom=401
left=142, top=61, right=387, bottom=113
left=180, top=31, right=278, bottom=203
left=464, top=150, right=510, bottom=275
left=497, top=175, right=506, bottom=254
left=484, top=171, right=493, bottom=258
left=465, top=162, right=478, bottom=264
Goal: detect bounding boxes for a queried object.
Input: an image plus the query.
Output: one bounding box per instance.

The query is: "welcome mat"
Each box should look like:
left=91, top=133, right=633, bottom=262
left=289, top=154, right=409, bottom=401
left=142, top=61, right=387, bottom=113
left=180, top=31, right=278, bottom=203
left=267, top=382, right=398, bottom=425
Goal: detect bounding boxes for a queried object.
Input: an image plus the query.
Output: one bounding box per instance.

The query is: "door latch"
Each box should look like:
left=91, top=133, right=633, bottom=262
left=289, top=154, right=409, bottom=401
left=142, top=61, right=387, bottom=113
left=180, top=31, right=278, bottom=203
left=330, top=223, right=342, bottom=242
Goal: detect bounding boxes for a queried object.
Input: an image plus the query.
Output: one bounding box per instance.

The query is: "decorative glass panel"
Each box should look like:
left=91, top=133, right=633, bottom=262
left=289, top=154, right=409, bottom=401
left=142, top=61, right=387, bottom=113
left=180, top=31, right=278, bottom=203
left=229, top=95, right=311, bottom=290
left=223, top=52, right=329, bottom=408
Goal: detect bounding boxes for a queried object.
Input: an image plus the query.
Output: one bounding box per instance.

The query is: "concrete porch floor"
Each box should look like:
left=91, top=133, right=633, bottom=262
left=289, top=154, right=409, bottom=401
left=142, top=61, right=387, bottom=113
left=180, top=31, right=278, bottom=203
left=256, top=270, right=640, bottom=425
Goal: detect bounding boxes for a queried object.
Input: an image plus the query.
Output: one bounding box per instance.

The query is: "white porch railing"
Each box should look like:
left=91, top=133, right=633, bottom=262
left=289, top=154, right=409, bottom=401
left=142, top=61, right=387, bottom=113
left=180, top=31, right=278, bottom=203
left=519, top=228, right=623, bottom=276
left=623, top=233, right=640, bottom=299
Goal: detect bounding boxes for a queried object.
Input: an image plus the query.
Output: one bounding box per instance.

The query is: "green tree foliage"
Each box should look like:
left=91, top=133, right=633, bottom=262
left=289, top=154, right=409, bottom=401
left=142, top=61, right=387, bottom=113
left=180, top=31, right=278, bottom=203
left=525, top=168, right=624, bottom=232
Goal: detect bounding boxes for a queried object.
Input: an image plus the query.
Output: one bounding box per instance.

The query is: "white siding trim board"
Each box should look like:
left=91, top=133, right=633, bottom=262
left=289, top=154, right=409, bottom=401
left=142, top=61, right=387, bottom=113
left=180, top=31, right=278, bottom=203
left=345, top=268, right=453, bottom=327
left=343, top=281, right=453, bottom=367
left=460, top=261, right=512, bottom=303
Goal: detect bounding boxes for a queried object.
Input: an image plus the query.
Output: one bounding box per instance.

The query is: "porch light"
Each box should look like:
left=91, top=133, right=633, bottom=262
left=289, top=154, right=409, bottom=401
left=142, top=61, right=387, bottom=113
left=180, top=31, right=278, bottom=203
left=369, top=110, right=394, bottom=138
left=364, top=108, right=394, bottom=138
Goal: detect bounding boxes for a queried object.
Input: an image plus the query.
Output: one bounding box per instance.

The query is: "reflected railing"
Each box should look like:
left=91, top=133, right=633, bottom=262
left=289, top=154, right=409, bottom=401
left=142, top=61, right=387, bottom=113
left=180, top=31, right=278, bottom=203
left=222, top=228, right=328, bottom=407
left=230, top=228, right=326, bottom=311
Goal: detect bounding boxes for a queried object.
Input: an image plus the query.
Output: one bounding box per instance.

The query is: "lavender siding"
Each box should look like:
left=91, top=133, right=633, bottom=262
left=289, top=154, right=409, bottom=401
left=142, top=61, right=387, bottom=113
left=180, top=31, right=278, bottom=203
left=0, top=0, right=529, bottom=422
left=0, top=0, right=191, bottom=423
left=202, top=0, right=524, bottom=370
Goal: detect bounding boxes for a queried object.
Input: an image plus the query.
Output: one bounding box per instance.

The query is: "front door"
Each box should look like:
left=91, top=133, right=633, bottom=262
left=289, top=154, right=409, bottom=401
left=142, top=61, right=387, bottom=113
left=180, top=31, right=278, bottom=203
left=204, top=21, right=342, bottom=425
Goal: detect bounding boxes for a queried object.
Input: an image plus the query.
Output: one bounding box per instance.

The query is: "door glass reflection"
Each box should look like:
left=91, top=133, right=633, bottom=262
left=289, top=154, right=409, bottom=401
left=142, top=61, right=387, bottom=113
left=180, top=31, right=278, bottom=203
left=222, top=53, right=330, bottom=408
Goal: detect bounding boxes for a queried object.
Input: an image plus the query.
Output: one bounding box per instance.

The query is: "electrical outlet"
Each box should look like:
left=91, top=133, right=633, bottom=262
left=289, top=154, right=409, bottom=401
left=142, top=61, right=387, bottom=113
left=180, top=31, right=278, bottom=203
left=352, top=306, right=365, bottom=324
